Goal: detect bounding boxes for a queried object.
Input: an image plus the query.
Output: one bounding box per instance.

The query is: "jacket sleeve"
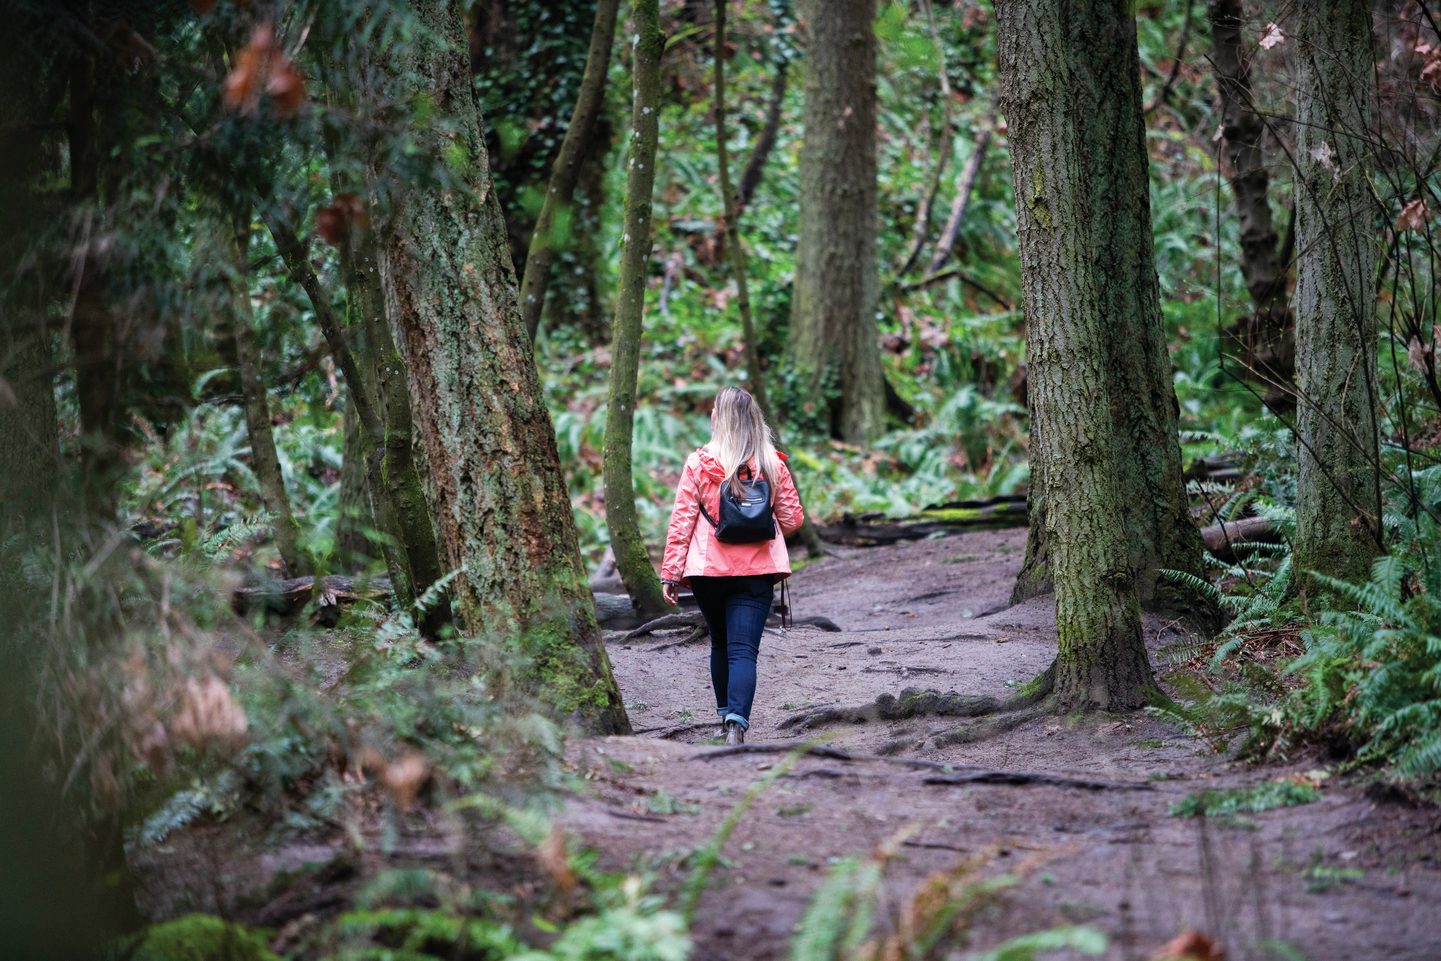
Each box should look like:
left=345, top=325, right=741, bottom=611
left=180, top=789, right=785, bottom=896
left=773, top=459, right=805, bottom=536
left=660, top=455, right=703, bottom=582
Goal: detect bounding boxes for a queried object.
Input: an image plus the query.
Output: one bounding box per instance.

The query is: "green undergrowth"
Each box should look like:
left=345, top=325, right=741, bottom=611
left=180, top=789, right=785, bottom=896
left=1170, top=779, right=1323, bottom=819
left=1155, top=432, right=1441, bottom=784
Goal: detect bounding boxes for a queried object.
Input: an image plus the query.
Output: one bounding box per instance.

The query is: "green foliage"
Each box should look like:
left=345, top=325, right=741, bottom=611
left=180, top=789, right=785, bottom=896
left=122, top=915, right=279, bottom=961
left=967, top=927, right=1108, bottom=961
left=1170, top=780, right=1323, bottom=818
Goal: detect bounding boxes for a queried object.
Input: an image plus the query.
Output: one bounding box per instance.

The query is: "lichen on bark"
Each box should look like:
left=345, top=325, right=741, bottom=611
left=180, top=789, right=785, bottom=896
left=370, top=0, right=629, bottom=734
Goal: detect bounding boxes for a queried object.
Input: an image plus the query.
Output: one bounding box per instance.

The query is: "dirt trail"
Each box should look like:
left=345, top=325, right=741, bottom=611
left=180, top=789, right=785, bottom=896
left=566, top=529, right=1441, bottom=960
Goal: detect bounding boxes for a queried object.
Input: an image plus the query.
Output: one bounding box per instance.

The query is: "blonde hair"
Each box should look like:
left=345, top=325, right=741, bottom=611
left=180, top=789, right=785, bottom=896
left=708, top=387, right=782, bottom=498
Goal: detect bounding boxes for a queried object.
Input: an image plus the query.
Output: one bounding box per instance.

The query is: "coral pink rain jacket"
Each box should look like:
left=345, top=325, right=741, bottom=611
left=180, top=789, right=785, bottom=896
left=660, top=446, right=805, bottom=587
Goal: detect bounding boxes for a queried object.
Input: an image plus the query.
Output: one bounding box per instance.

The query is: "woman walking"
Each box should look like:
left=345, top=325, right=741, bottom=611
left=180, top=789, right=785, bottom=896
left=660, top=387, right=805, bottom=745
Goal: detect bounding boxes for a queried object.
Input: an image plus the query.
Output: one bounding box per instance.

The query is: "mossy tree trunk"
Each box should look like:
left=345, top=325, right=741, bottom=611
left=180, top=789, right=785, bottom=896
left=997, top=0, right=1153, bottom=710
left=228, top=218, right=309, bottom=577
left=264, top=214, right=450, bottom=635
left=602, top=0, right=671, bottom=619
left=335, top=401, right=373, bottom=566
left=518, top=0, right=620, bottom=341
left=1292, top=0, right=1382, bottom=591
left=373, top=0, right=629, bottom=732
left=342, top=224, right=450, bottom=635
left=714, top=0, right=825, bottom=557
left=790, top=0, right=885, bottom=444
left=1209, top=0, right=1294, bottom=411
left=1009, top=1, right=1211, bottom=629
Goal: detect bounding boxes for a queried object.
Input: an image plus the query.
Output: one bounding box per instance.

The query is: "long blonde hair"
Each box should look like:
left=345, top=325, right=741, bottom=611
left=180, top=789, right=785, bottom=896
left=708, top=387, right=782, bottom=498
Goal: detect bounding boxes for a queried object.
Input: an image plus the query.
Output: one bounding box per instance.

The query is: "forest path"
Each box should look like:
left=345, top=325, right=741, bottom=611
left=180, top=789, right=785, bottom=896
left=565, top=529, right=1441, bottom=961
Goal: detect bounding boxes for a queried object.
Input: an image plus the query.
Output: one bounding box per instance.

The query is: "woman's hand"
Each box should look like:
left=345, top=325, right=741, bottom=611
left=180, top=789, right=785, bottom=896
left=662, top=580, right=680, bottom=606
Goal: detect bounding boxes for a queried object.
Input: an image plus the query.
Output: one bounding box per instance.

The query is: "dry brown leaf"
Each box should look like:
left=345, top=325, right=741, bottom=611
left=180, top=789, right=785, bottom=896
left=222, top=23, right=276, bottom=114
left=1396, top=198, right=1430, bottom=233
left=1154, top=929, right=1225, bottom=961
left=171, top=675, right=248, bottom=750
left=266, top=58, right=307, bottom=117
left=381, top=752, right=430, bottom=811
left=538, top=826, right=578, bottom=891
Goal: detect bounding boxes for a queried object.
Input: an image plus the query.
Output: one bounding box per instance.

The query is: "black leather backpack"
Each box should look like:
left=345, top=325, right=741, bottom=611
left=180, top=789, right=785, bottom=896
left=698, top=465, right=776, bottom=543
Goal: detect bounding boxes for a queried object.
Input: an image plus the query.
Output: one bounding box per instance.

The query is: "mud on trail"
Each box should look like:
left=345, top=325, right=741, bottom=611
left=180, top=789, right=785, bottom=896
left=572, top=529, right=1441, bottom=960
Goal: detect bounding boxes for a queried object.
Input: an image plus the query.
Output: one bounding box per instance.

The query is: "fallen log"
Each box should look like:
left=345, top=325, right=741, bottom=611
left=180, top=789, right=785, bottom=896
left=232, top=575, right=392, bottom=617
left=1199, top=516, right=1281, bottom=559
left=817, top=495, right=1028, bottom=546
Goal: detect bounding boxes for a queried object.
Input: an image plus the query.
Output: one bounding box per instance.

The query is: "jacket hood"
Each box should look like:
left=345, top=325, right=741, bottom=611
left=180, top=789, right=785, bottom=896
left=695, top=446, right=787, bottom=481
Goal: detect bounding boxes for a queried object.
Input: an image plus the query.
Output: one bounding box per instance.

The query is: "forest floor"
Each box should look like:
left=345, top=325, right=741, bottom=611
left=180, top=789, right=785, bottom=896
left=131, top=528, right=1441, bottom=960
left=572, top=528, right=1441, bottom=960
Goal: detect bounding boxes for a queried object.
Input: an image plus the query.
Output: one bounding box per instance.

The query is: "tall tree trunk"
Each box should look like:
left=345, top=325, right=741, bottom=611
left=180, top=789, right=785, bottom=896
left=790, top=0, right=885, bottom=443
left=715, top=0, right=826, bottom=557
left=265, top=214, right=450, bottom=635
left=335, top=399, right=373, bottom=566
left=1208, top=0, right=1294, bottom=411
left=229, top=219, right=309, bottom=577
left=602, top=0, right=671, bottom=619
left=1010, top=2, right=1212, bottom=629
left=1292, top=0, right=1382, bottom=591
left=374, top=0, right=628, bottom=732
left=519, top=0, right=620, bottom=341
left=997, top=0, right=1153, bottom=710
left=67, top=51, right=124, bottom=520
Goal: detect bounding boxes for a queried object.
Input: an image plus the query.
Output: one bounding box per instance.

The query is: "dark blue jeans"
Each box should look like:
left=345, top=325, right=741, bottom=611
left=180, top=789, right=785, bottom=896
left=690, top=575, right=773, bottom=731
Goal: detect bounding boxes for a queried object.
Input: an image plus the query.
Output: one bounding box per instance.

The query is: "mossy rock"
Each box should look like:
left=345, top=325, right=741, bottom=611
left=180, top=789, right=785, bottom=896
left=127, top=915, right=279, bottom=961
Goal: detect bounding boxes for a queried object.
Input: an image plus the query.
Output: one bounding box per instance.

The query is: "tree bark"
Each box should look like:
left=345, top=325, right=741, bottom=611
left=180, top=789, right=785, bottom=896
left=1208, top=0, right=1294, bottom=411
left=1009, top=2, right=1212, bottom=629
left=373, top=0, right=628, bottom=732
left=264, top=214, right=451, bottom=635
left=1292, top=0, right=1382, bottom=591
left=335, top=400, right=373, bottom=566
left=714, top=0, right=826, bottom=558
left=228, top=219, right=309, bottom=577
left=790, top=0, right=885, bottom=443
left=737, top=59, right=789, bottom=212
left=518, top=0, right=621, bottom=341
left=997, top=0, right=1153, bottom=710
left=602, top=0, right=671, bottom=620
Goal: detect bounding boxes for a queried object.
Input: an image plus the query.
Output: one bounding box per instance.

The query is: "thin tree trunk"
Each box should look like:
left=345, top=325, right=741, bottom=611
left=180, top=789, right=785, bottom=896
left=924, top=113, right=994, bottom=276
left=1010, top=2, right=1212, bottom=629
left=790, top=0, right=885, bottom=443
left=603, top=0, right=670, bottom=619
left=335, top=400, right=372, bottom=566
left=519, top=0, right=621, bottom=341
left=1208, top=0, right=1294, bottom=411
left=373, top=0, right=628, bottom=732
left=265, top=213, right=452, bottom=634
left=229, top=219, right=308, bottom=577
left=1293, top=0, right=1382, bottom=591
left=997, top=0, right=1153, bottom=710
left=737, top=59, right=789, bottom=212
left=715, top=0, right=826, bottom=557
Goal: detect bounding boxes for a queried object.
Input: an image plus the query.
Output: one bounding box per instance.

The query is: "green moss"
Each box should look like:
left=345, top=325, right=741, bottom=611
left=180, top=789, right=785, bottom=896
left=916, top=507, right=984, bottom=523
left=127, top=915, right=279, bottom=961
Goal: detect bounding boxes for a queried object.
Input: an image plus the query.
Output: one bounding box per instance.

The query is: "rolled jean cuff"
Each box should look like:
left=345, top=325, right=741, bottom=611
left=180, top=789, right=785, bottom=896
left=724, top=712, right=749, bottom=730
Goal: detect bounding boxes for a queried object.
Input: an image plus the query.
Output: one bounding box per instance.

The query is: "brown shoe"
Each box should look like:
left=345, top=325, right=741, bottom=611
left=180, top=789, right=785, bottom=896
left=724, top=721, right=745, bottom=746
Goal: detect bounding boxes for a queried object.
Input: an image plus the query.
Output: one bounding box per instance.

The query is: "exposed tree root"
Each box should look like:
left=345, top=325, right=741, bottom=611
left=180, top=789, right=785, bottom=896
left=776, top=687, right=1002, bottom=732
left=688, top=742, right=1150, bottom=791
left=931, top=703, right=1051, bottom=747
left=622, top=612, right=707, bottom=641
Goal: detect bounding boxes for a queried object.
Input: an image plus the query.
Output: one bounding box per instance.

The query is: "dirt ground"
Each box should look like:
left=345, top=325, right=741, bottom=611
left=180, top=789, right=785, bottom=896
left=129, top=528, right=1441, bottom=960
left=567, top=529, right=1441, bottom=961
